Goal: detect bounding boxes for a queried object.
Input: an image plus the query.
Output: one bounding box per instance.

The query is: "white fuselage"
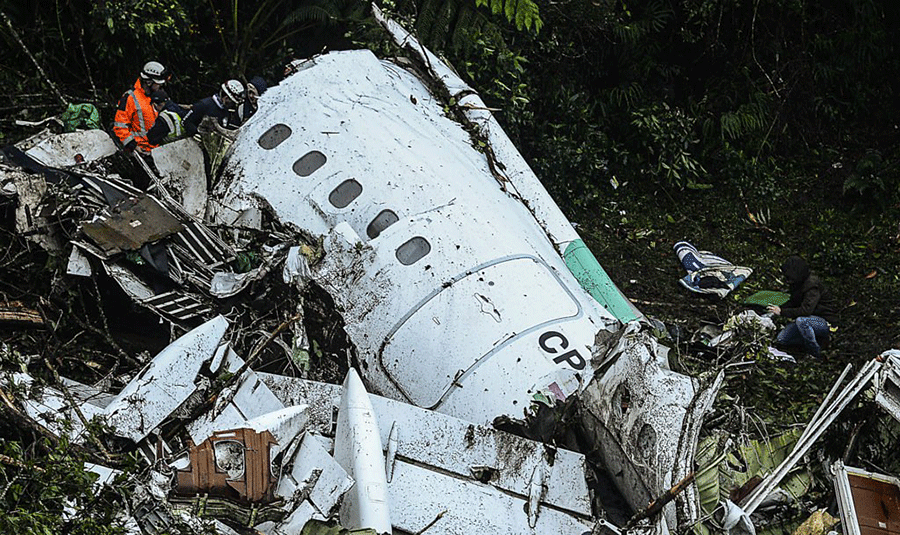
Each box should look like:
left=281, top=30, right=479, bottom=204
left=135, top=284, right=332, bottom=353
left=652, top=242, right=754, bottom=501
left=216, top=50, right=620, bottom=424
left=217, top=49, right=707, bottom=530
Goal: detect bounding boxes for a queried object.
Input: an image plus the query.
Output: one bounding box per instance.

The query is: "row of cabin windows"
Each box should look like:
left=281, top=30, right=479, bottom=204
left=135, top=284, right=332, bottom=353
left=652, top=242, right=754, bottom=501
left=258, top=123, right=431, bottom=266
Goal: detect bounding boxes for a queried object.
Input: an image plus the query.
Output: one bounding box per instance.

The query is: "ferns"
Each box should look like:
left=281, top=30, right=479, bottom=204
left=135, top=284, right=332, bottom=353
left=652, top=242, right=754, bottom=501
left=610, top=0, right=672, bottom=44
left=720, top=100, right=769, bottom=140
left=398, top=0, right=541, bottom=55
left=473, top=0, right=542, bottom=32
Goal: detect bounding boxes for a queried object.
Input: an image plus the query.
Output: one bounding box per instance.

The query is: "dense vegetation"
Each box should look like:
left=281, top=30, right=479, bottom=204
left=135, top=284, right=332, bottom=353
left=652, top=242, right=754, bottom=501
left=1, top=0, right=899, bottom=532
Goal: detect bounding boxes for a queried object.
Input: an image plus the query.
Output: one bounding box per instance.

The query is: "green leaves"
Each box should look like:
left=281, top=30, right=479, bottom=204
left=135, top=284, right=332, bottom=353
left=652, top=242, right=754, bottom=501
left=474, top=0, right=542, bottom=32
left=0, top=436, right=121, bottom=535
left=630, top=102, right=707, bottom=190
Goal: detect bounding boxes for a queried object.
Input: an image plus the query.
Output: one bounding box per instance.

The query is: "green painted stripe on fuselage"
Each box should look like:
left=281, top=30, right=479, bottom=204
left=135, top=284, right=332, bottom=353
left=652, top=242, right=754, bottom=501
left=563, top=239, right=640, bottom=323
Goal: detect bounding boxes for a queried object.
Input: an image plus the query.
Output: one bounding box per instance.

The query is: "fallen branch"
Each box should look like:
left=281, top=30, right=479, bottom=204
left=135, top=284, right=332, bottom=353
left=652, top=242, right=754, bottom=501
left=0, top=453, right=43, bottom=472
left=0, top=104, right=62, bottom=112
left=1, top=10, right=67, bottom=107
left=415, top=510, right=446, bottom=535
left=44, top=358, right=113, bottom=463
left=0, top=302, right=44, bottom=327
left=629, top=298, right=719, bottom=310
left=76, top=27, right=98, bottom=101
left=623, top=472, right=695, bottom=530
left=0, top=385, right=108, bottom=465
left=194, top=312, right=304, bottom=421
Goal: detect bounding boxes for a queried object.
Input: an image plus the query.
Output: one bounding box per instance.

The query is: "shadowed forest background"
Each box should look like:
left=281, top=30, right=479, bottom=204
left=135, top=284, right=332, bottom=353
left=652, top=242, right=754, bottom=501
left=1, top=0, right=899, bottom=532
left=2, top=0, right=897, bottom=349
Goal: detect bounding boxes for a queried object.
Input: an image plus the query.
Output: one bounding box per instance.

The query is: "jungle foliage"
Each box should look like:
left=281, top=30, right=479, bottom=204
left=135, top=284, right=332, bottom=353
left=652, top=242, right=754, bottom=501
left=2, top=1, right=898, bottom=198
left=1, top=0, right=899, bottom=530
left=419, top=0, right=900, bottom=205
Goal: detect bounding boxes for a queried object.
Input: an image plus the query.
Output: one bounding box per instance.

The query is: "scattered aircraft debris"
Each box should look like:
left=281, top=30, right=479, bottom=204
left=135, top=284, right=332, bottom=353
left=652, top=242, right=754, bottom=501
left=832, top=460, right=900, bottom=535
left=874, top=350, right=900, bottom=421
left=8, top=316, right=616, bottom=534
left=0, top=5, right=897, bottom=535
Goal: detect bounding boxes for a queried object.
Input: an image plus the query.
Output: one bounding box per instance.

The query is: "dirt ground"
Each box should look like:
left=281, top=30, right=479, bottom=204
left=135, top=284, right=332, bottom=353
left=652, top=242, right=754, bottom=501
left=573, top=178, right=900, bottom=481
left=577, top=180, right=900, bottom=364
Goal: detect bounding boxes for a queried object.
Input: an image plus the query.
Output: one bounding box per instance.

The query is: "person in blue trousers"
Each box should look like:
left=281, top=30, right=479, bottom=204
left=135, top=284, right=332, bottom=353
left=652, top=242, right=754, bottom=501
left=767, top=255, right=838, bottom=357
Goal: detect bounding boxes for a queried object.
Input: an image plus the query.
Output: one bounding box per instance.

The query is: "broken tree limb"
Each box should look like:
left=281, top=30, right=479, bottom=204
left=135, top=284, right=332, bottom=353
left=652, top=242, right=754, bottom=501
left=414, top=510, right=446, bottom=535
left=0, top=453, right=43, bottom=472
left=0, top=10, right=68, bottom=107
left=0, top=103, right=61, bottom=112
left=43, top=358, right=113, bottom=463
left=62, top=276, right=139, bottom=372
left=195, top=312, right=304, bottom=421
left=629, top=298, right=720, bottom=310
left=0, top=302, right=44, bottom=327
left=623, top=472, right=695, bottom=530
left=76, top=27, right=98, bottom=102
left=0, top=385, right=108, bottom=465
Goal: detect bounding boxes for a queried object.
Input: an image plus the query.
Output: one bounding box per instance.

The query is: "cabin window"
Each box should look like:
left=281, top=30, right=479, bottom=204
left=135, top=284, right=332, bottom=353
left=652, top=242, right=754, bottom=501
left=213, top=440, right=245, bottom=480
left=396, top=237, right=430, bottom=265
left=367, top=209, right=399, bottom=239
left=328, top=179, right=362, bottom=208
left=257, top=124, right=291, bottom=149
left=292, top=151, right=326, bottom=177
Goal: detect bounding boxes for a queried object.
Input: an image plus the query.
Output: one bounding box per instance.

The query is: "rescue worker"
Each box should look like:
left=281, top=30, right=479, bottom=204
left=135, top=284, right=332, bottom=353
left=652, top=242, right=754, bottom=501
left=182, top=79, right=245, bottom=136
left=114, top=61, right=169, bottom=154
left=231, top=76, right=268, bottom=127
left=146, top=90, right=187, bottom=146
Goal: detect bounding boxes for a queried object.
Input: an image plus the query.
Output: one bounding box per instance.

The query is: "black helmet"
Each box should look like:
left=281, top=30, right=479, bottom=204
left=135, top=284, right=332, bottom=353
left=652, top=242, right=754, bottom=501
left=248, top=76, right=268, bottom=98
left=149, top=90, right=169, bottom=105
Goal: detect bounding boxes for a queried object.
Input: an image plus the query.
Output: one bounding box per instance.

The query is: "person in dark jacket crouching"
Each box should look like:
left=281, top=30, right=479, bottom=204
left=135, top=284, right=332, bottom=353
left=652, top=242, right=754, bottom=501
left=147, top=90, right=188, bottom=146
left=767, top=255, right=838, bottom=357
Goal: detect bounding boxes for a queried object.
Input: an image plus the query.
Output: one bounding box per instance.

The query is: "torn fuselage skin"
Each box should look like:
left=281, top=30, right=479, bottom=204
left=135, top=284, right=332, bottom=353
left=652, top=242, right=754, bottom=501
left=214, top=46, right=709, bottom=530
left=0, top=14, right=710, bottom=532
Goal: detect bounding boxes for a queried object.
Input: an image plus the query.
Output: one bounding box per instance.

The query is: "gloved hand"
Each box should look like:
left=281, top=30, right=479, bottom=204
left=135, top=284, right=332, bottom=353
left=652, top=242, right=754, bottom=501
left=124, top=140, right=137, bottom=154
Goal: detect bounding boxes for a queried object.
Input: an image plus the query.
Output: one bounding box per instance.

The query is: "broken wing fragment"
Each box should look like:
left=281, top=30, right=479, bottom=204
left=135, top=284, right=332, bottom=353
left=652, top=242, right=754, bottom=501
left=104, top=315, right=230, bottom=442
left=256, top=371, right=604, bottom=535
left=333, top=369, right=392, bottom=534
left=832, top=461, right=900, bottom=535
left=270, top=432, right=354, bottom=531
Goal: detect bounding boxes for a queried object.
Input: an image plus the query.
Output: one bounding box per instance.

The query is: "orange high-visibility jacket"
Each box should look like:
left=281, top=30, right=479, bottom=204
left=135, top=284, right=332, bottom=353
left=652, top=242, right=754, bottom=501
left=113, top=79, right=158, bottom=153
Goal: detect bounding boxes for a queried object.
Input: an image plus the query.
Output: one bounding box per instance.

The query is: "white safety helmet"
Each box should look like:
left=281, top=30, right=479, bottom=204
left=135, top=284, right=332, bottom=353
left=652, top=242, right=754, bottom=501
left=140, top=61, right=168, bottom=84
left=219, top=79, right=245, bottom=108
